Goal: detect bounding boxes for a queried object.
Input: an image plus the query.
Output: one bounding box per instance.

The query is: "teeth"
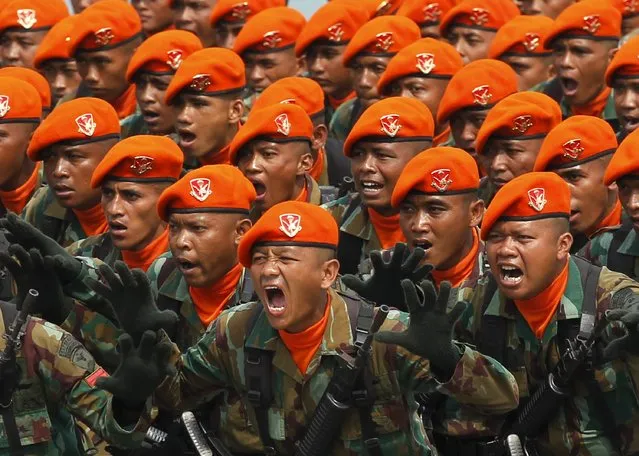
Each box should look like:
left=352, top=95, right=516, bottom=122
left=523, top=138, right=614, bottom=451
left=502, top=266, right=517, bottom=271
left=362, top=182, right=382, bottom=189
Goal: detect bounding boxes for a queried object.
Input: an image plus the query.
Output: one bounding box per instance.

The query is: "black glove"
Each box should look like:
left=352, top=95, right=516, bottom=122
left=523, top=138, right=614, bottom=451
left=603, top=309, right=639, bottom=359
left=90, top=261, right=178, bottom=343
left=0, top=245, right=73, bottom=324
left=341, top=243, right=432, bottom=310
left=96, top=330, right=175, bottom=408
left=0, top=213, right=82, bottom=283
left=375, top=279, right=466, bottom=379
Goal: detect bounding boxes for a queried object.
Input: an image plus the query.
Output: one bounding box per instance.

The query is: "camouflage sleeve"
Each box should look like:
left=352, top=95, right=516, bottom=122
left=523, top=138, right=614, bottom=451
left=25, top=317, right=153, bottom=449
left=328, top=99, right=354, bottom=141
left=579, top=232, right=613, bottom=267
left=146, top=253, right=172, bottom=300
left=20, top=186, right=48, bottom=226
left=62, top=256, right=111, bottom=309
left=320, top=194, right=350, bottom=225
left=65, top=236, right=97, bottom=256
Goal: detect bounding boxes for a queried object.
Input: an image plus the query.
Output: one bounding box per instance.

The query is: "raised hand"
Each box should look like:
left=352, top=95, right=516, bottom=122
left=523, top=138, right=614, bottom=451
left=89, top=261, right=178, bottom=343
left=603, top=309, right=639, bottom=359
left=96, top=331, right=175, bottom=408
left=375, top=279, right=466, bottom=379
left=341, top=243, right=433, bottom=310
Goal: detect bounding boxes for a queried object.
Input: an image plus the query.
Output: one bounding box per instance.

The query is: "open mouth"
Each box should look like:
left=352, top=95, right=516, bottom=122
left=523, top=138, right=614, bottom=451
left=622, top=115, right=639, bottom=131
left=178, top=130, right=196, bottom=147
left=250, top=179, right=267, bottom=200
left=560, top=77, right=578, bottom=97
left=500, top=265, right=523, bottom=285
left=360, top=180, right=383, bottom=195
left=142, top=109, right=160, bottom=122
left=109, top=221, right=127, bottom=234
left=412, top=239, right=433, bottom=252
left=264, top=285, right=286, bottom=316
left=177, top=257, right=198, bottom=272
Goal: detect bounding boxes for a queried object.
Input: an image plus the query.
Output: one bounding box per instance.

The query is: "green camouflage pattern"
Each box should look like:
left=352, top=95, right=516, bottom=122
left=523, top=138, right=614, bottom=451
left=435, top=257, right=639, bottom=455
left=120, top=110, right=149, bottom=138
left=155, top=288, right=519, bottom=455
left=478, top=176, right=497, bottom=208
left=580, top=227, right=639, bottom=280
left=329, top=97, right=356, bottom=141
left=0, top=309, right=152, bottom=455
left=67, top=232, right=122, bottom=267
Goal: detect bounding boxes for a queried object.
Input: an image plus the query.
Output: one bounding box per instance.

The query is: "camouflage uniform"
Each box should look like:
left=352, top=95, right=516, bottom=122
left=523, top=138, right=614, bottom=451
left=155, top=288, right=519, bottom=455
left=328, top=98, right=365, bottom=141
left=67, top=232, right=123, bottom=266
left=580, top=222, right=639, bottom=280
left=433, top=257, right=639, bottom=455
left=0, top=306, right=152, bottom=455
left=477, top=176, right=497, bottom=208
left=120, top=109, right=149, bottom=138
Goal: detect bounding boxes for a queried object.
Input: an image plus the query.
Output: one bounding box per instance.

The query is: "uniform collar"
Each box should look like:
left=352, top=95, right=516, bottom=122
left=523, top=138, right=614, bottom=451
left=306, top=174, right=322, bottom=206
left=560, top=91, right=617, bottom=121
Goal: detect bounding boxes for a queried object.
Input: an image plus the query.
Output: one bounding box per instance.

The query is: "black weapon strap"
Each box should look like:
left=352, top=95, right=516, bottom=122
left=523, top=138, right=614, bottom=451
left=606, top=222, right=635, bottom=279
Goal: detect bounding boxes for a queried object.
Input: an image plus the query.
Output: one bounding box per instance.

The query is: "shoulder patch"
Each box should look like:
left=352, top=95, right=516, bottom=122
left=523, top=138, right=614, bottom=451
left=59, top=333, right=96, bottom=372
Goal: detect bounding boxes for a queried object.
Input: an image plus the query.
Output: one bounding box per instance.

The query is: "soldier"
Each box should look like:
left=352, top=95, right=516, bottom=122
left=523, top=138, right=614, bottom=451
left=172, top=0, right=217, bottom=48
left=250, top=77, right=351, bottom=188
left=32, top=15, right=83, bottom=107
left=610, top=0, right=639, bottom=37
left=543, top=1, right=620, bottom=128
left=534, top=116, right=621, bottom=253
left=488, top=16, right=554, bottom=91
left=68, top=0, right=143, bottom=119
left=22, top=97, right=120, bottom=246
left=396, top=0, right=457, bottom=39
left=323, top=97, right=434, bottom=274
left=209, top=0, right=285, bottom=50
left=0, top=0, right=68, bottom=69
left=120, top=30, right=203, bottom=138
left=436, top=59, right=518, bottom=165
left=439, top=0, right=520, bottom=64
left=294, top=2, right=369, bottom=123
left=0, top=77, right=42, bottom=217
left=377, top=38, right=464, bottom=146
left=0, top=66, right=51, bottom=117
left=165, top=47, right=245, bottom=166
left=475, top=92, right=562, bottom=206
left=96, top=200, right=520, bottom=455
left=132, top=0, right=174, bottom=37
left=516, top=0, right=573, bottom=18
left=329, top=16, right=420, bottom=141
left=605, top=35, right=639, bottom=142
left=68, top=136, right=184, bottom=272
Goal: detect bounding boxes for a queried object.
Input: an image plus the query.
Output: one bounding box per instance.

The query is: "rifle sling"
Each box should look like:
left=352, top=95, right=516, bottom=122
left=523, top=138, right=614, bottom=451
left=0, top=301, right=24, bottom=456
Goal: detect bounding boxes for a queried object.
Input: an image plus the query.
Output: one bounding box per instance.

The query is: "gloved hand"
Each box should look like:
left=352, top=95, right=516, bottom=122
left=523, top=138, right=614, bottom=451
left=375, top=279, right=466, bottom=379
left=96, top=330, right=175, bottom=408
left=90, top=261, right=178, bottom=343
left=603, top=309, right=639, bottom=359
left=0, top=213, right=83, bottom=283
left=341, top=243, right=432, bottom=310
left=0, top=245, right=73, bottom=324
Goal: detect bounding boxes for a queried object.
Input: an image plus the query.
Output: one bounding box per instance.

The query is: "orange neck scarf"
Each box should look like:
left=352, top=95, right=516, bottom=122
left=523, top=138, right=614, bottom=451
left=588, top=199, right=622, bottom=237
left=278, top=293, right=331, bottom=374
left=0, top=163, right=40, bottom=214
left=433, top=125, right=451, bottom=146
left=431, top=229, right=479, bottom=288
left=189, top=262, right=243, bottom=326
left=111, top=84, right=138, bottom=119
left=308, top=147, right=325, bottom=182
left=515, top=261, right=569, bottom=340
left=328, top=91, right=356, bottom=110
left=200, top=143, right=231, bottom=166
left=294, top=179, right=309, bottom=203
left=73, top=203, right=109, bottom=237
left=121, top=228, right=169, bottom=272
left=571, top=86, right=611, bottom=118
left=367, top=208, right=405, bottom=249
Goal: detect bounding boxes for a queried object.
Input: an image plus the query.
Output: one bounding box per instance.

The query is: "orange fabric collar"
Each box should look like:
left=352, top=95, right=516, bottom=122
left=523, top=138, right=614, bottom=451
left=121, top=228, right=170, bottom=272
left=0, top=163, right=40, bottom=214
left=588, top=199, right=622, bottom=237
left=73, top=203, right=109, bottom=237
left=278, top=293, right=331, bottom=375
left=328, top=91, right=356, bottom=110
left=514, top=261, right=569, bottom=340
left=112, top=84, right=138, bottom=120
left=433, top=125, right=451, bottom=146
left=199, top=144, right=232, bottom=166
left=189, top=262, right=243, bottom=326
left=308, top=147, right=325, bottom=183
left=431, top=229, right=479, bottom=288
left=571, top=86, right=611, bottom=118
left=367, top=208, right=405, bottom=250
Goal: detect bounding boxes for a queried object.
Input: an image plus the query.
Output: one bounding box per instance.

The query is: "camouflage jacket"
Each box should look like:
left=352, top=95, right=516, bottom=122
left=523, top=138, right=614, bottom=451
left=20, top=186, right=88, bottom=248
left=435, top=257, right=639, bottom=455
left=478, top=176, right=497, bottom=208
left=580, top=223, right=639, bottom=280
left=155, top=288, right=519, bottom=455
left=328, top=98, right=364, bottom=142
left=120, top=109, right=147, bottom=138
left=67, top=232, right=122, bottom=266
left=0, top=308, right=152, bottom=455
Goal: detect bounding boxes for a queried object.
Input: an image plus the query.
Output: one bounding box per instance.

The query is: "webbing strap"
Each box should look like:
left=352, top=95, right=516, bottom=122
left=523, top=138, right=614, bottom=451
left=0, top=301, right=24, bottom=456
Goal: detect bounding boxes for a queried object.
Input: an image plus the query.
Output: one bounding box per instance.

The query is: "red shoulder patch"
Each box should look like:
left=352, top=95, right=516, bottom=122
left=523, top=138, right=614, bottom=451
left=85, top=367, right=109, bottom=387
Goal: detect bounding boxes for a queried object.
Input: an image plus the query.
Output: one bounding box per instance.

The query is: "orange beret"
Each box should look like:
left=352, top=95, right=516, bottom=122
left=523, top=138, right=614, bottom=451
left=91, top=135, right=184, bottom=188
left=0, top=67, right=51, bottom=111
left=27, top=97, right=120, bottom=162
left=397, top=0, right=457, bottom=26
left=164, top=48, right=246, bottom=104
left=475, top=92, right=562, bottom=155
left=344, top=97, right=434, bottom=157
left=605, top=35, right=639, bottom=86
left=0, top=0, right=68, bottom=34
left=126, top=30, right=203, bottom=83
left=609, top=0, right=639, bottom=18
left=209, top=0, right=286, bottom=26
left=70, top=0, right=142, bottom=54
left=0, top=77, right=41, bottom=124
left=330, top=0, right=403, bottom=17
left=33, top=15, right=78, bottom=68
left=377, top=38, right=463, bottom=95
left=604, top=128, right=639, bottom=185
left=437, top=59, right=518, bottom=124
left=251, top=77, right=325, bottom=118
left=233, top=7, right=306, bottom=55
left=544, top=0, right=621, bottom=49
left=391, top=147, right=479, bottom=206
left=229, top=103, right=313, bottom=165
left=238, top=201, right=338, bottom=266
left=488, top=15, right=553, bottom=59
left=440, top=0, right=520, bottom=36
left=342, top=16, right=421, bottom=67
left=533, top=116, right=617, bottom=172
left=481, top=172, right=570, bottom=240
left=157, top=165, right=257, bottom=221
left=295, top=2, right=370, bottom=57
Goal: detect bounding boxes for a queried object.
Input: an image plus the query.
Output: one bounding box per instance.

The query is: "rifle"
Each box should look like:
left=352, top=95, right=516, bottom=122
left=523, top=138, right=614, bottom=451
left=294, top=305, right=389, bottom=456
left=181, top=411, right=234, bottom=456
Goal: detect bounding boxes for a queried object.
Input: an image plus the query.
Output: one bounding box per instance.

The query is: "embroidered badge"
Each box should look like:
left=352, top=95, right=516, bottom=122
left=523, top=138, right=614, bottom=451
left=16, top=9, right=37, bottom=29
left=469, top=8, right=489, bottom=26
left=528, top=187, right=547, bottom=212
left=94, top=27, right=115, bottom=47
left=130, top=156, right=154, bottom=175
left=582, top=15, right=601, bottom=35
left=380, top=114, right=401, bottom=137
left=472, top=85, right=492, bottom=105
left=274, top=113, right=290, bottom=136
left=279, top=213, right=302, bottom=238
left=416, top=53, right=436, bottom=74
left=375, top=32, right=394, bottom=52
left=231, top=2, right=251, bottom=20
left=327, top=22, right=345, bottom=42
left=262, top=31, right=282, bottom=49
left=512, top=115, right=533, bottom=134
left=0, top=96, right=10, bottom=118
left=562, top=139, right=583, bottom=160
left=423, top=3, right=442, bottom=23
left=189, top=74, right=212, bottom=91
left=189, top=178, right=212, bottom=202
left=75, top=113, right=96, bottom=137
left=523, top=33, right=540, bottom=52
left=166, top=49, right=184, bottom=70
left=430, top=169, right=453, bottom=193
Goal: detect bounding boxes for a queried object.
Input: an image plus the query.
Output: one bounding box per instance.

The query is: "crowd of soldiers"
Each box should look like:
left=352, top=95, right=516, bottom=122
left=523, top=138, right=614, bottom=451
left=0, top=0, right=639, bottom=454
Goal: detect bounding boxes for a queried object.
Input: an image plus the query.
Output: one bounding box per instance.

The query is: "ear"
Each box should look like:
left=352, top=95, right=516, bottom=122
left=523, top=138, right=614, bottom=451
left=557, top=231, right=573, bottom=260
left=233, top=218, right=252, bottom=247
left=546, top=60, right=556, bottom=80
left=608, top=46, right=619, bottom=64
left=311, top=124, right=328, bottom=153
left=228, top=98, right=244, bottom=125
left=297, top=145, right=313, bottom=175
left=320, top=258, right=340, bottom=290
left=468, top=198, right=485, bottom=228
left=296, top=55, right=306, bottom=76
